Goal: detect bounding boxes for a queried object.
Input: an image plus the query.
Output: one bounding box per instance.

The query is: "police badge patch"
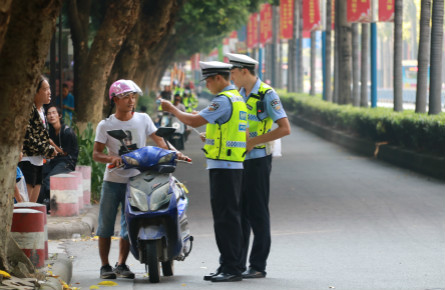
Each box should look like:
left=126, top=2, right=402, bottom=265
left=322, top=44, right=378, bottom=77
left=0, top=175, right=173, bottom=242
left=208, top=102, right=220, bottom=111
left=271, top=99, right=282, bottom=111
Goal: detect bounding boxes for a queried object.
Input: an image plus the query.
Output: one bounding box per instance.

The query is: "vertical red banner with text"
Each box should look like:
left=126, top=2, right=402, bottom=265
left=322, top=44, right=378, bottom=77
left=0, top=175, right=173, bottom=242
left=247, top=13, right=259, bottom=48
left=379, top=0, right=395, bottom=22
left=260, top=4, right=272, bottom=44
left=303, top=0, right=321, bottom=31
left=251, top=13, right=259, bottom=48
left=347, top=0, right=371, bottom=23
left=280, top=0, right=294, bottom=39
left=247, top=15, right=253, bottom=48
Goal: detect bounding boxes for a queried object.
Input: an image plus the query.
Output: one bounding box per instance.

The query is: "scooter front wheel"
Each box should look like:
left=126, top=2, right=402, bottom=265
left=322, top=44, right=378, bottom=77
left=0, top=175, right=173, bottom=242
left=162, top=260, right=174, bottom=276
left=144, top=241, right=160, bottom=283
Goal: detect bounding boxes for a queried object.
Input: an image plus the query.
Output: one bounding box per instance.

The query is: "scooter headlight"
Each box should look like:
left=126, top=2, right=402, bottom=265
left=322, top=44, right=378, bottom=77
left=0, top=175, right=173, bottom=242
left=158, top=152, right=175, bottom=164
left=129, top=186, right=149, bottom=212
left=150, top=183, right=171, bottom=211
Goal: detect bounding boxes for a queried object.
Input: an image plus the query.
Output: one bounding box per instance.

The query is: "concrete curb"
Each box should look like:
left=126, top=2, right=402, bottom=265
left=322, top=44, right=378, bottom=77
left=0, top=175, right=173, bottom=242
left=290, top=113, right=445, bottom=180
left=47, top=206, right=98, bottom=240
left=39, top=254, right=72, bottom=290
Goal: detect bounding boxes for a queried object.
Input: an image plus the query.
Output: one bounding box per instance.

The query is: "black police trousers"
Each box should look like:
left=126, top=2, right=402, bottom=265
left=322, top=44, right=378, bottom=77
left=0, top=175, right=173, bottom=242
left=209, top=168, right=243, bottom=275
left=241, top=154, right=272, bottom=272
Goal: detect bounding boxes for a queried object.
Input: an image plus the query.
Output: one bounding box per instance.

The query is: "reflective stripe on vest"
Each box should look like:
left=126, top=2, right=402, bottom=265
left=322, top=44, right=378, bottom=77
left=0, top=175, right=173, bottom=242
left=246, top=82, right=274, bottom=149
left=203, top=90, right=247, bottom=162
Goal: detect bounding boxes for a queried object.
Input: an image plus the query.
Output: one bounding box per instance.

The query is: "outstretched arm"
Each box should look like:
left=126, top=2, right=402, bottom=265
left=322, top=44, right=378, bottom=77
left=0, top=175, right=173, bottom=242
left=160, top=99, right=208, bottom=128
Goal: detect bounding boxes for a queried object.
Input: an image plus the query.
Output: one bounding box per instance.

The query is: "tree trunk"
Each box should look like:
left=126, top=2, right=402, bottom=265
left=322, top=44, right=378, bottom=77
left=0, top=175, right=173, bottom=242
left=144, top=35, right=177, bottom=90
left=393, top=0, right=403, bottom=112
left=0, top=0, right=61, bottom=272
left=428, top=0, right=444, bottom=115
left=337, top=0, right=352, bottom=104
left=287, top=0, right=297, bottom=92
left=360, top=23, right=369, bottom=107
left=70, top=0, right=140, bottom=131
left=110, top=0, right=178, bottom=91
left=310, top=31, right=316, bottom=95
left=333, top=0, right=339, bottom=103
left=296, top=0, right=303, bottom=93
left=415, top=0, right=431, bottom=113
left=0, top=0, right=12, bottom=53
left=67, top=0, right=91, bottom=110
left=325, top=0, right=332, bottom=102
left=351, top=23, right=359, bottom=106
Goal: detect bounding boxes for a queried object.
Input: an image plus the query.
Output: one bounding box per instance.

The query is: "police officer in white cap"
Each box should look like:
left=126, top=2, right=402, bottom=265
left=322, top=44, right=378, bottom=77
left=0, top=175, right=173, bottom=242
left=160, top=61, right=247, bottom=282
left=226, top=53, right=291, bottom=279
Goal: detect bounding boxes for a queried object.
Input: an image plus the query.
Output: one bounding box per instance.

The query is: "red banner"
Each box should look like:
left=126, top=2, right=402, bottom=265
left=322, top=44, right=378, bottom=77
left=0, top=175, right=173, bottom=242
left=247, top=13, right=259, bottom=48
left=280, top=0, right=294, bottom=39
left=379, top=0, right=394, bottom=22
left=303, top=0, right=321, bottom=31
left=229, top=30, right=237, bottom=39
left=260, top=4, right=272, bottom=44
left=347, top=0, right=371, bottom=23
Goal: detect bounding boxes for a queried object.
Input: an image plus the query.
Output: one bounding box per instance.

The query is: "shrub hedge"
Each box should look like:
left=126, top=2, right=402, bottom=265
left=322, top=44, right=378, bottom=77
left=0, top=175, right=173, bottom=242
left=279, top=91, right=445, bottom=157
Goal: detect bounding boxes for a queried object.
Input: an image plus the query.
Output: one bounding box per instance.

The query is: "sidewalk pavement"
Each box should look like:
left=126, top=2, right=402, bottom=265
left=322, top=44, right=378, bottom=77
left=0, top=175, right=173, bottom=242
left=38, top=204, right=99, bottom=290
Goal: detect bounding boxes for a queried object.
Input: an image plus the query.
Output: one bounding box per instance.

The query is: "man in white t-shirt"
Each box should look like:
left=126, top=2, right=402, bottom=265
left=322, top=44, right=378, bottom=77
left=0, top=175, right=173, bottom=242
left=93, top=79, right=187, bottom=280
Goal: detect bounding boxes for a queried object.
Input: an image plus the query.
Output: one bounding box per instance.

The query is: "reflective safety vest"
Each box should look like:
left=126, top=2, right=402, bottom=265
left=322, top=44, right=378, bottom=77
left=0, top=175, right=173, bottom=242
left=174, top=87, right=184, bottom=97
left=246, top=82, right=274, bottom=149
left=183, top=94, right=198, bottom=113
left=203, top=89, right=248, bottom=162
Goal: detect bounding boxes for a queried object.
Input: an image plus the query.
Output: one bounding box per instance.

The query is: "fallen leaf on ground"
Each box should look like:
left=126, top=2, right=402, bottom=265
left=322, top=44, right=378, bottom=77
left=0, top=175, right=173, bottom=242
left=0, top=270, right=11, bottom=279
left=98, top=281, right=118, bottom=286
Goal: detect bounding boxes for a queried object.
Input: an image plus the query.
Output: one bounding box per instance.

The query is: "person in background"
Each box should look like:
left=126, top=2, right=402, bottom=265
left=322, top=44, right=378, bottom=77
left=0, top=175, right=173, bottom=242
left=15, top=152, right=29, bottom=203
left=38, top=105, right=78, bottom=209
left=173, top=93, right=186, bottom=112
left=61, top=83, right=75, bottom=121
left=182, top=89, right=198, bottom=113
left=226, top=53, right=291, bottom=279
left=19, top=75, right=56, bottom=203
left=55, top=83, right=75, bottom=122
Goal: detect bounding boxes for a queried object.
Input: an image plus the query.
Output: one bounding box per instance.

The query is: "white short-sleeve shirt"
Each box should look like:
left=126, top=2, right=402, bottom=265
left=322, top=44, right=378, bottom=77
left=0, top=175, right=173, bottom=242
left=95, top=112, right=157, bottom=183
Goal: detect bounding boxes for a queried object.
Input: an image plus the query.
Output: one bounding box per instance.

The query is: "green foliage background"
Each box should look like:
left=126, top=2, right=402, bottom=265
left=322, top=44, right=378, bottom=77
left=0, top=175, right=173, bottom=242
left=279, top=91, right=445, bottom=156
left=74, top=123, right=106, bottom=202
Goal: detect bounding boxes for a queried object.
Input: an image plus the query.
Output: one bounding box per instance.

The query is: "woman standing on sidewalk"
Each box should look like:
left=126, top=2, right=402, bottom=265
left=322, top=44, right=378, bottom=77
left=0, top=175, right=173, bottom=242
left=19, top=75, right=56, bottom=202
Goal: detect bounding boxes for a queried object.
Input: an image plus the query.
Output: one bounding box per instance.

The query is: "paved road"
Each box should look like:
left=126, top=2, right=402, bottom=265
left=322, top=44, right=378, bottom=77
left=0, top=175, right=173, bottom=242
left=60, top=111, right=445, bottom=290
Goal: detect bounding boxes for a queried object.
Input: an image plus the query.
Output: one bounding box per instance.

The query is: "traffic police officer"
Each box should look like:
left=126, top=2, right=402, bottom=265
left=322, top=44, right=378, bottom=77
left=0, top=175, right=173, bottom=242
left=226, top=53, right=291, bottom=279
left=160, top=61, right=247, bottom=282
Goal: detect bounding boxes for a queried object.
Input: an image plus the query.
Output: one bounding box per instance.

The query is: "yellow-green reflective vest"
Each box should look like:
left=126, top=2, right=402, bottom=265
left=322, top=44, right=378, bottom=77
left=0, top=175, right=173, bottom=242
left=246, top=82, right=274, bottom=149
left=203, top=89, right=247, bottom=162
left=183, top=95, right=198, bottom=113
left=173, top=87, right=184, bottom=97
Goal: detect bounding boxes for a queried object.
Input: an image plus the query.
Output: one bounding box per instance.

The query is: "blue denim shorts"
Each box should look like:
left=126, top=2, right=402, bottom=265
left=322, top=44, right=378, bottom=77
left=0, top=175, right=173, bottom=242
left=96, top=181, right=128, bottom=239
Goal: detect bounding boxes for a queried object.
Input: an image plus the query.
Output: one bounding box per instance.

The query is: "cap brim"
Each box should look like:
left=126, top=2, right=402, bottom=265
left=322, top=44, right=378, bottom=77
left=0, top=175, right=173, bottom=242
left=200, top=72, right=218, bottom=81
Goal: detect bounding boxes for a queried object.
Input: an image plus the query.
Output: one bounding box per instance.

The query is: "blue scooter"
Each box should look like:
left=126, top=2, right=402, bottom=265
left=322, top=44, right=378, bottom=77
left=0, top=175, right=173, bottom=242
left=107, top=128, right=193, bottom=283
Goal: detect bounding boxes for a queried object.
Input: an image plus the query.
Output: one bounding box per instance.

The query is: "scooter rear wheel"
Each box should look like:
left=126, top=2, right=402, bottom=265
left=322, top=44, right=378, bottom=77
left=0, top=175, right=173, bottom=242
left=144, top=241, right=160, bottom=283
left=162, top=260, right=174, bottom=276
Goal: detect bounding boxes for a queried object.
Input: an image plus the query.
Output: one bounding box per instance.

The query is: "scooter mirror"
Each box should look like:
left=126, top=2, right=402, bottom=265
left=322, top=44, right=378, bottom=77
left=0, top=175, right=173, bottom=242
left=107, top=129, right=128, bottom=141
left=155, top=127, right=176, bottom=138
left=107, top=129, right=130, bottom=153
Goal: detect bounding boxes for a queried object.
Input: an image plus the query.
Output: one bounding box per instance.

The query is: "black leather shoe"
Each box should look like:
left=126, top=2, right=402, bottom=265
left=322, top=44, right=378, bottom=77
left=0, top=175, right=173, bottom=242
left=203, top=269, right=221, bottom=281
left=211, top=272, right=242, bottom=282
left=242, top=267, right=266, bottom=278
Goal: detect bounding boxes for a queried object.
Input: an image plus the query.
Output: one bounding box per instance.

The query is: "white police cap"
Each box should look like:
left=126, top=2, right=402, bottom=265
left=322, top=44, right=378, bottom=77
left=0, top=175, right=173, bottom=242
left=200, top=61, right=233, bottom=80
left=225, top=53, right=258, bottom=69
